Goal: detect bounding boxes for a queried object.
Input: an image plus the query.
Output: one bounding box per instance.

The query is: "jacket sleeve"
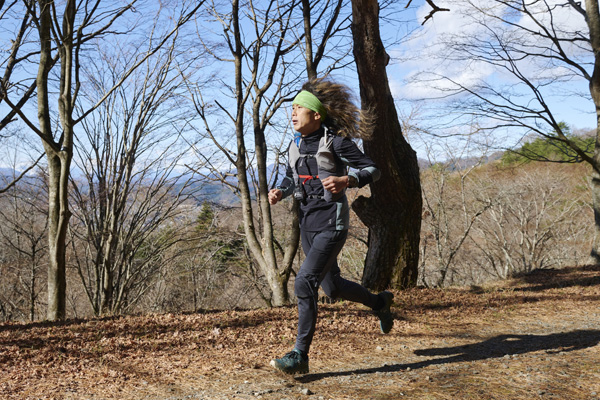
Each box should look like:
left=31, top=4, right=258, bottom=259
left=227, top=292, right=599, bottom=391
left=276, top=160, right=295, bottom=199
left=334, top=137, right=381, bottom=188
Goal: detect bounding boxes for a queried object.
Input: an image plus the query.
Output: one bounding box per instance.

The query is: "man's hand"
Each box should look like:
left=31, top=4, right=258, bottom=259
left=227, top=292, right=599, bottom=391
left=268, top=188, right=283, bottom=205
left=321, top=176, right=349, bottom=194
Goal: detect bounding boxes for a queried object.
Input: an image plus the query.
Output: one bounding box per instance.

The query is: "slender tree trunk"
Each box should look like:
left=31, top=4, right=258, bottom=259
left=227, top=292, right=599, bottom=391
left=226, top=0, right=296, bottom=306
left=36, top=0, right=77, bottom=320
left=36, top=0, right=69, bottom=320
left=100, top=242, right=114, bottom=314
left=254, top=113, right=291, bottom=306
left=301, top=0, right=316, bottom=81
left=29, top=251, right=36, bottom=321
left=350, top=0, right=422, bottom=290
left=45, top=151, right=71, bottom=320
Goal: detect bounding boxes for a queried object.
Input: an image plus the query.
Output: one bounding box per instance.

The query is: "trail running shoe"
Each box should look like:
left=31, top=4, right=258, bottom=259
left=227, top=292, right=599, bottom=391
left=376, top=291, right=394, bottom=334
left=270, top=349, right=309, bottom=374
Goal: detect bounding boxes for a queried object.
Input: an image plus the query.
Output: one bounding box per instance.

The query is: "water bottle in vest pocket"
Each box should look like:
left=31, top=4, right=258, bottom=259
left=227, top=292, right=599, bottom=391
left=288, top=128, right=345, bottom=203
left=316, top=134, right=342, bottom=202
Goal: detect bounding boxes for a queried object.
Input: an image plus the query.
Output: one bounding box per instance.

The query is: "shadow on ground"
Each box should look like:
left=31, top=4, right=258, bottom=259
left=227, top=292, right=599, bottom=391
left=296, top=329, right=600, bottom=383
left=512, top=264, right=600, bottom=292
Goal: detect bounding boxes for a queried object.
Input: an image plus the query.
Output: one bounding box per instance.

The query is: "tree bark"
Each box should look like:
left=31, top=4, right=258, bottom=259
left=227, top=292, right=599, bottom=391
left=229, top=0, right=293, bottom=306
left=351, top=0, right=422, bottom=290
left=45, top=151, right=70, bottom=320
left=37, top=0, right=73, bottom=320
left=583, top=0, right=600, bottom=261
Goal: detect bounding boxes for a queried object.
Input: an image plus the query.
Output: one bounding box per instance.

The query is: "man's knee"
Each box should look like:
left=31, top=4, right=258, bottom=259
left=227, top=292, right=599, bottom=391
left=295, top=274, right=318, bottom=298
left=321, top=285, right=339, bottom=299
left=320, top=273, right=341, bottom=299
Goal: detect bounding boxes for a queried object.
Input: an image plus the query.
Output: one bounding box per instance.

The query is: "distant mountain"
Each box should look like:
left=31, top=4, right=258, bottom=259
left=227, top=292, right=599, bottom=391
left=418, top=158, right=432, bottom=170
left=187, top=180, right=240, bottom=206
left=0, top=168, right=40, bottom=187
left=417, top=151, right=504, bottom=172
left=2, top=153, right=507, bottom=205
left=0, top=167, right=20, bottom=178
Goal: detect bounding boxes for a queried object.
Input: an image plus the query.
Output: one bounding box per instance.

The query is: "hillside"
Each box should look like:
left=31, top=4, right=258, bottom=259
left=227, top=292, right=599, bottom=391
left=1, top=265, right=600, bottom=400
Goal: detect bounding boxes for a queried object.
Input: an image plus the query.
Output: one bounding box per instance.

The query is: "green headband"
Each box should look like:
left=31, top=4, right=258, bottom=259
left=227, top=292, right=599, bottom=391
left=293, top=90, right=327, bottom=120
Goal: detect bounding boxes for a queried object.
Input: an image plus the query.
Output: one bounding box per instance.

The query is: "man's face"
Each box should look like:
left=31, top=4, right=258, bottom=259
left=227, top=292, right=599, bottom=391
left=292, top=104, right=322, bottom=135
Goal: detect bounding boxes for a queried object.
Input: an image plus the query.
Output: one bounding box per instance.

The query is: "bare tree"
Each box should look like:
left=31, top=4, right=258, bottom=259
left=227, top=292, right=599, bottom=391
left=419, top=140, right=492, bottom=287
left=0, top=2, right=44, bottom=191
left=473, top=165, right=591, bottom=279
left=188, top=0, right=350, bottom=306
left=69, top=34, right=200, bottom=315
left=0, top=0, right=203, bottom=320
left=0, top=168, right=48, bottom=321
left=0, top=1, right=37, bottom=134
left=300, top=0, right=351, bottom=79
left=181, top=203, right=256, bottom=310
left=406, top=0, right=600, bottom=260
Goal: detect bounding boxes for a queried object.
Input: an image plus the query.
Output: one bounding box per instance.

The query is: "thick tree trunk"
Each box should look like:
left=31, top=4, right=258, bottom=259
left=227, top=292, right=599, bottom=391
left=36, top=0, right=77, bottom=320
left=351, top=0, right=422, bottom=290
left=584, top=0, right=600, bottom=261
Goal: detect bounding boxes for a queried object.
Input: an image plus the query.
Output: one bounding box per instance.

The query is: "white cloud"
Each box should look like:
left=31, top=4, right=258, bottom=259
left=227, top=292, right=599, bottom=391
left=388, top=0, right=591, bottom=103
left=389, top=0, right=507, bottom=99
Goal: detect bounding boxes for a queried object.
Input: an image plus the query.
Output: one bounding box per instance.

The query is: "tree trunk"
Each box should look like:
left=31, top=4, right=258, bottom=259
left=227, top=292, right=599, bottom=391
left=226, top=0, right=297, bottom=306
left=45, top=150, right=70, bottom=320
left=36, top=0, right=73, bottom=320
left=584, top=0, right=600, bottom=261
left=351, top=0, right=422, bottom=290
left=100, top=242, right=114, bottom=315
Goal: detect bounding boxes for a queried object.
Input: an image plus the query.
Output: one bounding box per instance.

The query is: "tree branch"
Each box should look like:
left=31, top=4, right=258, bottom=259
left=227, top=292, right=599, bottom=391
left=406, top=0, right=450, bottom=25
left=0, top=153, right=44, bottom=194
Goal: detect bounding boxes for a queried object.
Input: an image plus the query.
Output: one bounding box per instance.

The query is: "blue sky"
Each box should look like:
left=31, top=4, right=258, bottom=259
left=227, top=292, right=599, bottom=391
left=383, top=0, right=596, bottom=159
left=1, top=0, right=596, bottom=169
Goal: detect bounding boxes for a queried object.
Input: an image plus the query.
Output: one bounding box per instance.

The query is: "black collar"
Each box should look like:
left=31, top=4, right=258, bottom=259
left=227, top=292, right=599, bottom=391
left=302, top=126, right=324, bottom=142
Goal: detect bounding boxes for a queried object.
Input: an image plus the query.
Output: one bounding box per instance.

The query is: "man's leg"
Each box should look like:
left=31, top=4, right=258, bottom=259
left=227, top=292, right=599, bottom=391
left=271, top=230, right=348, bottom=374
left=320, top=259, right=394, bottom=334
left=294, top=230, right=347, bottom=354
left=320, top=266, right=380, bottom=309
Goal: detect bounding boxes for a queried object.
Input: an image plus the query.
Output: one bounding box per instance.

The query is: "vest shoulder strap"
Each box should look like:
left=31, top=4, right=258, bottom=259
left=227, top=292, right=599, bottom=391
left=287, top=128, right=346, bottom=202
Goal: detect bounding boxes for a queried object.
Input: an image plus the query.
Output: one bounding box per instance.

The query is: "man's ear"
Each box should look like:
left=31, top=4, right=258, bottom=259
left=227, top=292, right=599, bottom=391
left=314, top=112, right=322, bottom=121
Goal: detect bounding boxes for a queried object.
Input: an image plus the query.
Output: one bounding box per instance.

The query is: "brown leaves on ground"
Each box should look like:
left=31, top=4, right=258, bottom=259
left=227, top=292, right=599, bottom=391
left=2, top=265, right=600, bottom=399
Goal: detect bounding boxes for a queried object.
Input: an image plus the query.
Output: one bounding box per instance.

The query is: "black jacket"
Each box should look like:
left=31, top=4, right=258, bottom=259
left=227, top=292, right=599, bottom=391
left=277, top=126, right=380, bottom=232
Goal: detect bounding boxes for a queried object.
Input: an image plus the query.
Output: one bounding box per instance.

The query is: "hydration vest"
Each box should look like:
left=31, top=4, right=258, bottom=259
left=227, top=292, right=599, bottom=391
left=288, top=127, right=346, bottom=202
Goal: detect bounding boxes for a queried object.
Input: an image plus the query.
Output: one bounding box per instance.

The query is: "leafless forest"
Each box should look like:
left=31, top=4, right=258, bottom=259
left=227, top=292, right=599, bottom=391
left=0, top=158, right=593, bottom=322
left=1, top=0, right=599, bottom=323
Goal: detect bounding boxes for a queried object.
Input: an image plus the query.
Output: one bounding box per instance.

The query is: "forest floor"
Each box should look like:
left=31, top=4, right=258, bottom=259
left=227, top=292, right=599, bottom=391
left=2, top=265, right=600, bottom=400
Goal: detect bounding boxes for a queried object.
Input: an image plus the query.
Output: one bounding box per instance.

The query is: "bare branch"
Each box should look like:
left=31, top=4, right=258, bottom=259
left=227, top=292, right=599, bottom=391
left=409, top=0, right=450, bottom=25
left=0, top=153, right=44, bottom=194
left=74, top=2, right=205, bottom=125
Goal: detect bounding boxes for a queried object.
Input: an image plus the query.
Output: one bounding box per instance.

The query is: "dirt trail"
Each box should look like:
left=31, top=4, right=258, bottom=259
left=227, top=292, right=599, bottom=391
left=2, top=265, right=600, bottom=400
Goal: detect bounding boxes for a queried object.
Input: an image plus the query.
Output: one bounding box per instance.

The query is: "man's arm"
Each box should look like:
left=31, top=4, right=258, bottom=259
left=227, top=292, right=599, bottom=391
left=270, top=163, right=295, bottom=204
left=336, top=137, right=381, bottom=188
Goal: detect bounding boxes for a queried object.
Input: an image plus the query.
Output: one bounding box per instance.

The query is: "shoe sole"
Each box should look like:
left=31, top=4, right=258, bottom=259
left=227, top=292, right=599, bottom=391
left=380, top=318, right=393, bottom=334
left=269, top=359, right=309, bottom=374
left=378, top=291, right=394, bottom=334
